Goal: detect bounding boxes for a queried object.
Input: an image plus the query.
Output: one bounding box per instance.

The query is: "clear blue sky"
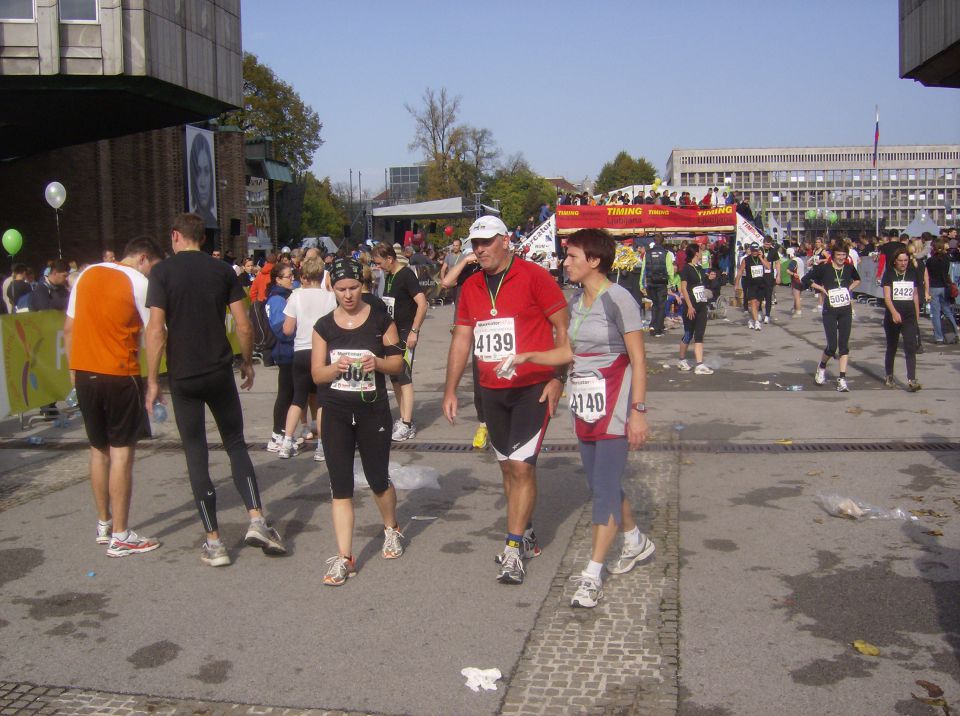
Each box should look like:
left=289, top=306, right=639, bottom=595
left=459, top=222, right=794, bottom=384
left=241, top=0, right=960, bottom=193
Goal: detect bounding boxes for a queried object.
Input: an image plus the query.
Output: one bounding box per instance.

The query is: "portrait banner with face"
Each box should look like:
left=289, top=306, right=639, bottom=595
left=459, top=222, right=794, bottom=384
left=185, top=126, right=218, bottom=229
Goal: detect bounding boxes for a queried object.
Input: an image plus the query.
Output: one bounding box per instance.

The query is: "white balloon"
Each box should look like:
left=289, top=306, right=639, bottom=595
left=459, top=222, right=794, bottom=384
left=44, top=181, right=66, bottom=209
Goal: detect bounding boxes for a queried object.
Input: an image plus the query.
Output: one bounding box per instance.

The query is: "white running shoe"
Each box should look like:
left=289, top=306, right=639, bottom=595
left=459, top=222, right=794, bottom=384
left=278, top=438, right=298, bottom=459
left=608, top=534, right=656, bottom=574
left=266, top=433, right=283, bottom=453
left=314, top=444, right=325, bottom=462
left=677, top=359, right=692, bottom=372
left=694, top=363, right=714, bottom=375
left=747, top=320, right=755, bottom=330
left=763, top=316, right=770, bottom=324
left=391, top=420, right=416, bottom=442
left=814, top=367, right=826, bottom=385
left=570, top=573, right=603, bottom=608
left=836, top=377, right=850, bottom=393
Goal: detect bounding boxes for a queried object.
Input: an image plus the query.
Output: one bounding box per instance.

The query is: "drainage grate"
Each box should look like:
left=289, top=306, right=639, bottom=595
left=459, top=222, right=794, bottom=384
left=378, top=440, right=960, bottom=454
left=3, top=439, right=958, bottom=454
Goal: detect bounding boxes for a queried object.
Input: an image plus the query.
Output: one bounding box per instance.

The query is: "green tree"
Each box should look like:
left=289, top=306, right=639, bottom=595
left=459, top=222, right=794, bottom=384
left=300, top=172, right=346, bottom=238
left=485, top=158, right=555, bottom=230
left=594, top=151, right=657, bottom=193
left=406, top=87, right=498, bottom=200
left=221, top=53, right=323, bottom=176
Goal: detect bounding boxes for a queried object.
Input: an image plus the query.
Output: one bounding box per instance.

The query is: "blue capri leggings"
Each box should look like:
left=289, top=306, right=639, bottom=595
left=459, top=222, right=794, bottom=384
left=578, top=437, right=629, bottom=526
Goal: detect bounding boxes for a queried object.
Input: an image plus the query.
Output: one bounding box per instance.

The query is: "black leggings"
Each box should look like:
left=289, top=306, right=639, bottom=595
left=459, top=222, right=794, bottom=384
left=169, top=366, right=261, bottom=533
left=291, top=349, right=316, bottom=409
left=760, top=282, right=775, bottom=317
left=883, top=315, right=918, bottom=380
left=273, top=363, right=293, bottom=434
left=822, top=309, right=852, bottom=358
left=320, top=401, right=393, bottom=500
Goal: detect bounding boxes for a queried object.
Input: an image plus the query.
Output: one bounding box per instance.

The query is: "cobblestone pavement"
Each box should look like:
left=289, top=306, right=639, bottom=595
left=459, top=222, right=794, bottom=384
left=0, top=442, right=679, bottom=716
left=500, top=451, right=679, bottom=716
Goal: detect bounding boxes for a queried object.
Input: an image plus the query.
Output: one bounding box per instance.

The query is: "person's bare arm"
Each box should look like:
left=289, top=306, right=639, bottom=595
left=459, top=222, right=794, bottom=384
left=145, top=307, right=167, bottom=414
left=228, top=299, right=255, bottom=390
left=442, top=325, right=473, bottom=424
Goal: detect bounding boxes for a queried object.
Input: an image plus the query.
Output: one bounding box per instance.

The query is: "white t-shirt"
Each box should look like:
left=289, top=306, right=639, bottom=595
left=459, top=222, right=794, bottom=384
left=283, top=283, right=337, bottom=351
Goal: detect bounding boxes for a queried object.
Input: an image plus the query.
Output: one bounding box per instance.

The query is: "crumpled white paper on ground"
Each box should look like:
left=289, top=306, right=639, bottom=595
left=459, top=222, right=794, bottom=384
left=461, top=667, right=502, bottom=692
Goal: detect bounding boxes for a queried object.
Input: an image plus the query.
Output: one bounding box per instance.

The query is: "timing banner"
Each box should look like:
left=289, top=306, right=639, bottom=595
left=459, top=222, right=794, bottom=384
left=555, top=204, right=737, bottom=235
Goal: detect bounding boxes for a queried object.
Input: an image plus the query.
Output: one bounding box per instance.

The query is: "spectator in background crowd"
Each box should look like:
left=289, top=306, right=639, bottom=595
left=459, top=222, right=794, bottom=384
left=28, top=259, right=70, bottom=312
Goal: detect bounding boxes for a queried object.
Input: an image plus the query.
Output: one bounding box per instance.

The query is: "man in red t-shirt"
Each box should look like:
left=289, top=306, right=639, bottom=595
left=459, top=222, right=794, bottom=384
left=443, top=216, right=568, bottom=586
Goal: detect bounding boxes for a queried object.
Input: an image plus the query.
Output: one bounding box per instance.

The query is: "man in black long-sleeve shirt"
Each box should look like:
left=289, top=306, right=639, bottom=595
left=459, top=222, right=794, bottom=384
left=27, top=259, right=70, bottom=312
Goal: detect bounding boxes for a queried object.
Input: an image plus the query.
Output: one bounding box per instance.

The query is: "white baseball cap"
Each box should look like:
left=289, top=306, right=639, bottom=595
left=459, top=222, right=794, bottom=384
left=467, top=216, right=509, bottom=241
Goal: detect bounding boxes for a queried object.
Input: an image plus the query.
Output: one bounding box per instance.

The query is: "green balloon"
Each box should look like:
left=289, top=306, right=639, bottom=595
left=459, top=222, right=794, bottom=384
left=805, top=209, right=817, bottom=220
left=2, top=229, right=23, bottom=256
left=828, top=211, right=839, bottom=224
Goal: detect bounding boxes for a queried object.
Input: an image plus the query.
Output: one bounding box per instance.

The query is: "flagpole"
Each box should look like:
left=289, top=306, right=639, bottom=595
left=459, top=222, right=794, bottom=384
left=873, top=106, right=880, bottom=237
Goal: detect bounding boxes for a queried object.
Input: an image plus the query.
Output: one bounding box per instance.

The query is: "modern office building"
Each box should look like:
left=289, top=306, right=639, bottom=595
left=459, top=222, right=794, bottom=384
left=0, top=0, right=246, bottom=264
left=665, top=145, right=960, bottom=236
left=899, top=0, right=960, bottom=89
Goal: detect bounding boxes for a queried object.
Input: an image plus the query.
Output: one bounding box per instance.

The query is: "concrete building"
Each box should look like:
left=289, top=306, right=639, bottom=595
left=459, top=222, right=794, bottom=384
left=665, top=145, right=960, bottom=237
left=0, top=0, right=244, bottom=266
left=899, top=0, right=960, bottom=89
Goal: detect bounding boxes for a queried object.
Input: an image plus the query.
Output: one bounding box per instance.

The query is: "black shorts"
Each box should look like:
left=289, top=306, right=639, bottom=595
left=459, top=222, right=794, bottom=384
left=391, top=327, right=416, bottom=386
left=745, top=284, right=764, bottom=302
left=480, top=382, right=551, bottom=465
left=75, top=371, right=149, bottom=449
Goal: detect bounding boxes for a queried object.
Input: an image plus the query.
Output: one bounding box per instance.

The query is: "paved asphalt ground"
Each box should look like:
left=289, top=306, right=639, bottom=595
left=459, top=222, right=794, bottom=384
left=0, top=285, right=958, bottom=716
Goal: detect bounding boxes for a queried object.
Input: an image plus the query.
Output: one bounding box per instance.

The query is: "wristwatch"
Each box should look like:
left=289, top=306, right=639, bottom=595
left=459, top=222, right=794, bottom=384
left=631, top=402, right=647, bottom=413
left=410, top=327, right=420, bottom=334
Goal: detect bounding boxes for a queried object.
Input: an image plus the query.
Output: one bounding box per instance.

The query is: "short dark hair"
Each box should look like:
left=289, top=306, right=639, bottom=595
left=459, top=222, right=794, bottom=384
left=685, top=244, right=700, bottom=262
left=372, top=242, right=397, bottom=260
left=11, top=263, right=26, bottom=274
left=51, top=259, right=70, bottom=273
left=122, top=236, right=165, bottom=262
left=829, top=239, right=850, bottom=255
left=172, top=213, right=205, bottom=244
left=566, top=228, right=615, bottom=273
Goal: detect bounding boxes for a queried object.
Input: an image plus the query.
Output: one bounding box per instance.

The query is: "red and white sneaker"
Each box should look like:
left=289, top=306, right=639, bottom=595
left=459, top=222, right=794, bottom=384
left=106, top=530, right=160, bottom=557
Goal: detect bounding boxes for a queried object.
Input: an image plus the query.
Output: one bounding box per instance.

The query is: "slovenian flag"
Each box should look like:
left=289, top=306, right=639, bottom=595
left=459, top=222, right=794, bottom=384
left=872, top=107, right=879, bottom=168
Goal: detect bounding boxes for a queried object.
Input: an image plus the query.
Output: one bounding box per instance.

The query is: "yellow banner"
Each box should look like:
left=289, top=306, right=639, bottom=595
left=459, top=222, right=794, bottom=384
left=0, top=300, right=247, bottom=417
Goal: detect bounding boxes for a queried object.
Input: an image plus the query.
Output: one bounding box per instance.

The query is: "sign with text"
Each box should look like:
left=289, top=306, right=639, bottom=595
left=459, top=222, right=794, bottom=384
left=555, top=204, right=737, bottom=235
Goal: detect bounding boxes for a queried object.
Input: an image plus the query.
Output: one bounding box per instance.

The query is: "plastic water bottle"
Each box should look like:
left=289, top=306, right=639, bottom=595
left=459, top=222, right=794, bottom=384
left=64, top=388, right=78, bottom=409
left=785, top=385, right=804, bottom=392
left=26, top=436, right=44, bottom=446
left=152, top=402, right=167, bottom=423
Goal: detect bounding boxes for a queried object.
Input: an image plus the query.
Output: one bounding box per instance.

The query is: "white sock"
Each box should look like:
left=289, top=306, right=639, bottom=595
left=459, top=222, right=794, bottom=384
left=503, top=544, right=520, bottom=557
left=250, top=516, right=266, bottom=526
left=112, top=530, right=129, bottom=541
left=207, top=537, right=223, bottom=548
left=584, top=560, right=603, bottom=581
left=98, top=519, right=112, bottom=528
left=624, top=526, right=642, bottom=546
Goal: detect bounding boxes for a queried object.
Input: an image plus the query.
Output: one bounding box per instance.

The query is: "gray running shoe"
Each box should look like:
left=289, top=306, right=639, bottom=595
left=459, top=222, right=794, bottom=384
left=607, top=534, right=656, bottom=575
left=883, top=375, right=895, bottom=389
left=570, top=573, right=603, bottom=608
left=495, top=531, right=541, bottom=563
left=382, top=525, right=404, bottom=559
left=244, top=521, right=287, bottom=555
left=201, top=541, right=230, bottom=567
left=907, top=379, right=922, bottom=393
left=497, top=551, right=525, bottom=585
left=323, top=555, right=357, bottom=586
left=95, top=520, right=112, bottom=545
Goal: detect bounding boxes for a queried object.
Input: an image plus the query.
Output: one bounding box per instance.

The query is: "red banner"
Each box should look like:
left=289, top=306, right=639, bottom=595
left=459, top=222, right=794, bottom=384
left=555, top=204, right=737, bottom=235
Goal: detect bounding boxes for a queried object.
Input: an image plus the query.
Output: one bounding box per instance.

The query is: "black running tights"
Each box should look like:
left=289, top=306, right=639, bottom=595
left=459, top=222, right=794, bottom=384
left=169, top=367, right=261, bottom=533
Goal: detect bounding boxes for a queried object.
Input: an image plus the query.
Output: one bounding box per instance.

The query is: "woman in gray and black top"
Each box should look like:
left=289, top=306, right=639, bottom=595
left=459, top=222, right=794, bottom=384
left=809, top=240, right=860, bottom=392
left=881, top=247, right=921, bottom=391
left=924, top=239, right=959, bottom=344
left=311, top=258, right=405, bottom=586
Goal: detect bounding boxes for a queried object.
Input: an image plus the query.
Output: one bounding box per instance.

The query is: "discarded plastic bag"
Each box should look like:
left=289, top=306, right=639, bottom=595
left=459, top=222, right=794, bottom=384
left=390, top=464, right=440, bottom=490
left=816, top=493, right=917, bottom=521
left=461, top=667, right=502, bottom=692
left=352, top=459, right=440, bottom=490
